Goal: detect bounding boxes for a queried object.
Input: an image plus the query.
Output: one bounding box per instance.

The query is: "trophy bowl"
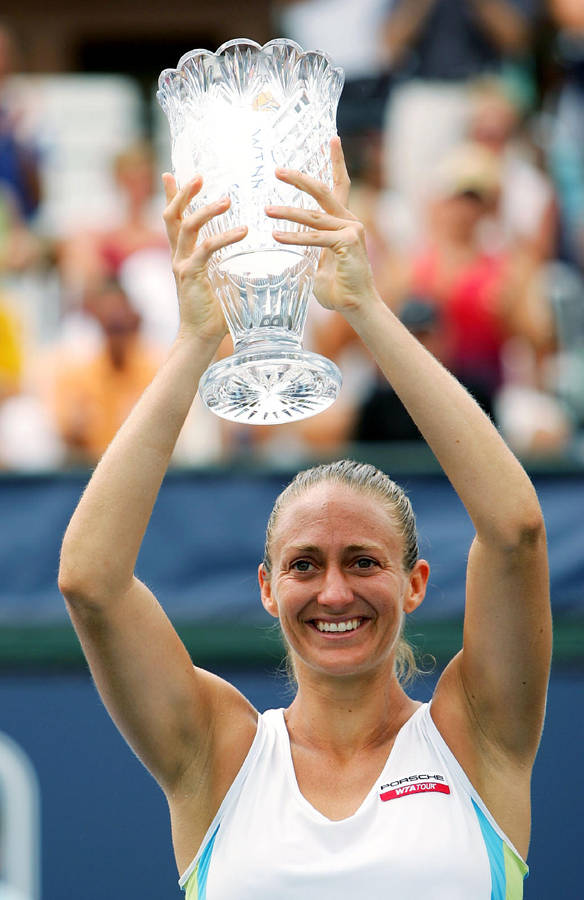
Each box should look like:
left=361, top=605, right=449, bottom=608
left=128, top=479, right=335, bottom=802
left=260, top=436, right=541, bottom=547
left=157, top=38, right=344, bottom=424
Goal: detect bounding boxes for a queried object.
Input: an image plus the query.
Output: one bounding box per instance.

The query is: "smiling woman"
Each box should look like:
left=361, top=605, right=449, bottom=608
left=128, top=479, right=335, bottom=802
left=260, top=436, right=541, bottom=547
left=58, top=137, right=551, bottom=900
left=260, top=458, right=424, bottom=685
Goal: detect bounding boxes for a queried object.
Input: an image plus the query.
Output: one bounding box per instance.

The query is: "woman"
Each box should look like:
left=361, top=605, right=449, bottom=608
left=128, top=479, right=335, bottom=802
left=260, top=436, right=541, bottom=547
left=58, top=138, right=551, bottom=898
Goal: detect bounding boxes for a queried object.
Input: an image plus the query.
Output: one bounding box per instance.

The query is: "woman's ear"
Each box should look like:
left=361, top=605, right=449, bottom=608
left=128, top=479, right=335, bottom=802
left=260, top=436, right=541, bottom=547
left=258, top=563, right=279, bottom=618
left=403, top=559, right=430, bottom=614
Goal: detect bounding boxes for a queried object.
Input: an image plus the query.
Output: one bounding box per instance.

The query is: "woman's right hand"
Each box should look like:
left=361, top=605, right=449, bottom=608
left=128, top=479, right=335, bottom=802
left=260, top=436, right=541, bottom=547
left=162, top=174, right=247, bottom=347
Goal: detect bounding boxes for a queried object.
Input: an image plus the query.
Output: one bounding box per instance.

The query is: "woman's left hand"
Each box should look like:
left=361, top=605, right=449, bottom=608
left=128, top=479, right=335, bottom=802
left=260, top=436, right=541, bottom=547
left=265, top=137, right=378, bottom=316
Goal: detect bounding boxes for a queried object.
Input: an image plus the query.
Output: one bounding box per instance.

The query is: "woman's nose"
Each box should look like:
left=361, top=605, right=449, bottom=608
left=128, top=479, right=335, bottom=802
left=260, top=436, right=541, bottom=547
left=316, top=565, right=353, bottom=608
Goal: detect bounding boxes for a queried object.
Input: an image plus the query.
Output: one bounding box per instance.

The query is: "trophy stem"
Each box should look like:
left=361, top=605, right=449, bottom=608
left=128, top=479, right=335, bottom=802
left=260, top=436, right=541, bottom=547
left=212, top=248, right=315, bottom=343
left=232, top=327, right=302, bottom=354
left=199, top=329, right=341, bottom=425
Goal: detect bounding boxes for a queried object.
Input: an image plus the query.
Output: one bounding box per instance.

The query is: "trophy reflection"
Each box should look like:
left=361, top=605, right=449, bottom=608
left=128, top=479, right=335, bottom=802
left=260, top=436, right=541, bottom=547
left=158, top=39, right=344, bottom=424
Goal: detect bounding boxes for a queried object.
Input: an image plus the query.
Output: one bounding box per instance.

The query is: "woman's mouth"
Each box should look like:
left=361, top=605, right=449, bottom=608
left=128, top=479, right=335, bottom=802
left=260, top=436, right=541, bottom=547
left=309, top=617, right=366, bottom=634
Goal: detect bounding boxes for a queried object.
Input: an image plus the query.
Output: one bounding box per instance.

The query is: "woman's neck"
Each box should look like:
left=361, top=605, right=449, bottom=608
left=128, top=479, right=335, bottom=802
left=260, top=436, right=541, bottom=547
left=285, top=666, right=419, bottom=762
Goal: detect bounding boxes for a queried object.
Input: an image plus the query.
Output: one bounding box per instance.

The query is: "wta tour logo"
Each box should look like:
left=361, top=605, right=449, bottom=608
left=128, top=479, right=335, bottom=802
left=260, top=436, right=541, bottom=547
left=379, top=773, right=451, bottom=802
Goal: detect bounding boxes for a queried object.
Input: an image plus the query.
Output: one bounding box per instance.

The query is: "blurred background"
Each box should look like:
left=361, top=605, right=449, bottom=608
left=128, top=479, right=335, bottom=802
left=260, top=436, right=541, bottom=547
left=0, top=1, right=582, bottom=897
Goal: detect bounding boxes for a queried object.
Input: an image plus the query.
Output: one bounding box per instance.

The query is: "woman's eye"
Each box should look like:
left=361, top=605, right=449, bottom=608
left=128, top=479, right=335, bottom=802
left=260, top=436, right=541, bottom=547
left=291, top=559, right=313, bottom=572
left=355, top=557, right=377, bottom=569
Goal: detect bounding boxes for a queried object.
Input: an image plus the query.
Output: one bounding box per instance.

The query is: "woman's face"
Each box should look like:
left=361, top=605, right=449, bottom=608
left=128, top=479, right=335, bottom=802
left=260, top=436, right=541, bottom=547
left=259, top=484, right=428, bottom=681
left=431, top=190, right=490, bottom=240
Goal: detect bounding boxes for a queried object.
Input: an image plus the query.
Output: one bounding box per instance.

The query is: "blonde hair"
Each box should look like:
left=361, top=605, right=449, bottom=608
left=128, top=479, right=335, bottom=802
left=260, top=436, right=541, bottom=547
left=263, top=459, right=421, bottom=686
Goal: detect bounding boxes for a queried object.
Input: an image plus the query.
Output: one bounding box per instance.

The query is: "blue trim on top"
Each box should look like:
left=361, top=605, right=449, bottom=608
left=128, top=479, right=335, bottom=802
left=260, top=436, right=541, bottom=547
left=472, top=798, right=506, bottom=900
left=197, top=823, right=220, bottom=900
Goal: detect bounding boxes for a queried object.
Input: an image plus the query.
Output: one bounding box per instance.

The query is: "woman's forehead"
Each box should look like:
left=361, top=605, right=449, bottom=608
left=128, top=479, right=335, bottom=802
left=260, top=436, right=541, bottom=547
left=271, top=483, right=401, bottom=549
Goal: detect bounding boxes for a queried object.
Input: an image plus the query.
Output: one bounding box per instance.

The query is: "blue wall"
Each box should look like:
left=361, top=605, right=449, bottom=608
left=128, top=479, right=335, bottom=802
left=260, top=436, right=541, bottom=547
left=1, top=469, right=583, bottom=627
left=0, top=663, right=581, bottom=899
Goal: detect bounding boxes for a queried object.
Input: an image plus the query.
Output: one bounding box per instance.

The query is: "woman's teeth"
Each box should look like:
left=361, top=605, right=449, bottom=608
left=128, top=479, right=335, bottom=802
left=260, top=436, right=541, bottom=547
left=314, top=618, right=362, bottom=633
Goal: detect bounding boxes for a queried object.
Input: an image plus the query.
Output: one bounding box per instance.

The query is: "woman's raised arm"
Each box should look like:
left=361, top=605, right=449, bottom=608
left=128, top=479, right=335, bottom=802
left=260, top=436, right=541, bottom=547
left=58, top=177, right=257, bottom=804
left=267, top=139, right=552, bottom=808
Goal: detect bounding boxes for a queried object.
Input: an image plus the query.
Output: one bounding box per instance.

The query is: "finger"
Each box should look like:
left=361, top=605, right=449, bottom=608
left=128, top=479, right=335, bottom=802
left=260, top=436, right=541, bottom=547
left=175, top=196, right=232, bottom=260
left=265, top=205, right=352, bottom=230
left=163, top=175, right=203, bottom=249
left=166, top=176, right=203, bottom=224
left=330, top=136, right=351, bottom=207
left=162, top=172, right=177, bottom=205
left=188, top=226, right=248, bottom=267
left=275, top=167, right=348, bottom=218
left=271, top=226, right=358, bottom=250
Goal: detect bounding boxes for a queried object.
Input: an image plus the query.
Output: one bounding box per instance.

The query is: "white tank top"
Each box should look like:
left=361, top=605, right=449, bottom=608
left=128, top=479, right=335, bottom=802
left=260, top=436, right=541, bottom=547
left=180, top=703, right=528, bottom=899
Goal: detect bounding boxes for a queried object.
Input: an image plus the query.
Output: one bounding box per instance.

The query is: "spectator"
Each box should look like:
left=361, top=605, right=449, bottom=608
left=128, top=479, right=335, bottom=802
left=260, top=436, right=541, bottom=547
left=0, top=282, right=24, bottom=404
left=0, top=179, right=64, bottom=471
left=468, top=76, right=557, bottom=259
left=0, top=24, right=44, bottom=281
left=58, top=140, right=168, bottom=298
left=381, top=0, right=541, bottom=228
left=0, top=22, right=41, bottom=223
left=56, top=139, right=177, bottom=350
left=0, top=192, right=28, bottom=405
left=495, top=258, right=584, bottom=456
left=42, top=279, right=163, bottom=465
left=0, top=187, right=43, bottom=276
left=548, top=0, right=584, bottom=267
left=314, top=141, right=553, bottom=435
left=391, top=142, right=548, bottom=417
left=495, top=339, right=573, bottom=457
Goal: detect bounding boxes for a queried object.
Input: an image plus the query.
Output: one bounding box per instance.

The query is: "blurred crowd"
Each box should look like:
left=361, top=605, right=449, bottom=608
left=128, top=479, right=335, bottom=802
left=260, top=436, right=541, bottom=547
left=2, top=0, right=584, bottom=470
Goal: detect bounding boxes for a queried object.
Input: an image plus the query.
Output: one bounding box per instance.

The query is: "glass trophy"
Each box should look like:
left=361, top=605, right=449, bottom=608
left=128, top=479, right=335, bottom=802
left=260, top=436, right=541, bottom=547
left=157, top=39, right=344, bottom=424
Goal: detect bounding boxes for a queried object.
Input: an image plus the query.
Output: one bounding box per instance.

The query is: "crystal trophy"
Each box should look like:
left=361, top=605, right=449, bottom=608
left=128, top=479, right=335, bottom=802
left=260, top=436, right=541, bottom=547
left=157, top=39, right=344, bottom=424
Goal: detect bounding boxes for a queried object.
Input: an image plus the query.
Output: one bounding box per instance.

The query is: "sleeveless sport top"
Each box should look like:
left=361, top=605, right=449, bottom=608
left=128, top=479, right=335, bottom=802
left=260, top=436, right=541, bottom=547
left=180, top=703, right=528, bottom=899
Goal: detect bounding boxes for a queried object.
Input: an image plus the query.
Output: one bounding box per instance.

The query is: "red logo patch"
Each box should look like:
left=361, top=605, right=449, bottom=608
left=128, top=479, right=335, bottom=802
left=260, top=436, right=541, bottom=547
left=380, top=780, right=450, bottom=802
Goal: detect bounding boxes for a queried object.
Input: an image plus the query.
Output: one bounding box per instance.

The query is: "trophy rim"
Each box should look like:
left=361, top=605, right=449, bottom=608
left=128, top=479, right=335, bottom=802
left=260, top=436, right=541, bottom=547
left=157, top=38, right=345, bottom=93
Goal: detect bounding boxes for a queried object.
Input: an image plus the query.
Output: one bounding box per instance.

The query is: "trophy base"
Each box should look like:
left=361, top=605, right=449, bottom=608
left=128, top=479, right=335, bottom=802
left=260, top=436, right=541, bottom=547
left=199, top=347, right=342, bottom=425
